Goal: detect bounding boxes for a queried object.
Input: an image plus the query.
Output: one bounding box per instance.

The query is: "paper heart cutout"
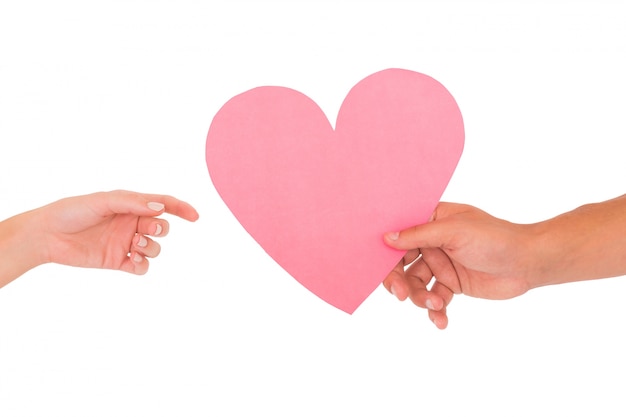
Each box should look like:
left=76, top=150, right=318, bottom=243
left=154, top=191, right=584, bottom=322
left=206, top=69, right=464, bottom=313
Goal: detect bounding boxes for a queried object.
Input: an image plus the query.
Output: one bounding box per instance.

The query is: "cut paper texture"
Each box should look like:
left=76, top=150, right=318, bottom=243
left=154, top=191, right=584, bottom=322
left=206, top=69, right=464, bottom=314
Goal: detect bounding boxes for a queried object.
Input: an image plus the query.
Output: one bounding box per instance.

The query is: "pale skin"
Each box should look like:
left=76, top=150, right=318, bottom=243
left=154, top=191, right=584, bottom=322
left=0, top=190, right=199, bottom=288
left=383, top=194, right=626, bottom=329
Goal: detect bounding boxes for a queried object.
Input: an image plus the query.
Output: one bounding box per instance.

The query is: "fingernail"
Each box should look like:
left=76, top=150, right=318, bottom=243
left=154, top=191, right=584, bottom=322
left=133, top=253, right=143, bottom=263
left=390, top=284, right=398, bottom=298
left=425, top=299, right=435, bottom=310
left=148, top=202, right=164, bottom=211
left=137, top=236, right=148, bottom=248
left=154, top=224, right=162, bottom=236
left=387, top=232, right=399, bottom=241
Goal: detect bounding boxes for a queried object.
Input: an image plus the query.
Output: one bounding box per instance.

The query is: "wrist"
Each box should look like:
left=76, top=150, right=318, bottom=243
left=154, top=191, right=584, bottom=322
left=0, top=208, right=49, bottom=287
left=523, top=220, right=563, bottom=290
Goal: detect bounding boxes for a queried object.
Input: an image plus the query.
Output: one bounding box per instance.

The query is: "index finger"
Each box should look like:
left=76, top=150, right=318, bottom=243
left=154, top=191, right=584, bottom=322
left=91, top=190, right=199, bottom=221
left=143, top=193, right=200, bottom=222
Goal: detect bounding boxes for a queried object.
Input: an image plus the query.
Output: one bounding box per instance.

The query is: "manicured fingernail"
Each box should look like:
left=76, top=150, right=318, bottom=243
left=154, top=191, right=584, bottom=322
left=137, top=236, right=148, bottom=248
left=133, top=253, right=143, bottom=263
left=148, top=202, right=164, bottom=211
left=425, top=299, right=435, bottom=310
left=387, top=232, right=399, bottom=241
left=154, top=224, right=162, bottom=236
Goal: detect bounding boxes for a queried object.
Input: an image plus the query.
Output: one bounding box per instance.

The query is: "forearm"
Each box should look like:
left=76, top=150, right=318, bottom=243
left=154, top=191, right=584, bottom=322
left=528, top=194, right=626, bottom=288
left=0, top=209, right=48, bottom=288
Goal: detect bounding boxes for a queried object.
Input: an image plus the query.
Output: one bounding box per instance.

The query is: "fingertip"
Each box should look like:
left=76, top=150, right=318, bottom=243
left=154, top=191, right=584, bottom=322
left=135, top=235, right=148, bottom=248
left=383, top=232, right=402, bottom=248
left=119, top=253, right=149, bottom=275
left=429, top=310, right=449, bottom=330
left=390, top=282, right=408, bottom=301
left=189, top=207, right=200, bottom=222
left=386, top=231, right=399, bottom=241
left=130, top=252, right=149, bottom=275
left=168, top=199, right=200, bottom=222
left=426, top=295, right=445, bottom=311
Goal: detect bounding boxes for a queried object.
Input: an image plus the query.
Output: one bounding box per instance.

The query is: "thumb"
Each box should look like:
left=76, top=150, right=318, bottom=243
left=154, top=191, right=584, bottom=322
left=383, top=203, right=469, bottom=250
left=384, top=221, right=450, bottom=251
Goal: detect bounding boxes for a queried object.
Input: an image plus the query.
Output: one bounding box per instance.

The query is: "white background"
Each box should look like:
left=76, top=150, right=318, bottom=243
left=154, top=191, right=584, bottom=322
left=1, top=1, right=625, bottom=415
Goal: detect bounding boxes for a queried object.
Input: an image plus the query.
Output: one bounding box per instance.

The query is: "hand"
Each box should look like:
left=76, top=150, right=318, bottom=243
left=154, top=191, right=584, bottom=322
left=36, top=190, right=199, bottom=275
left=383, top=203, right=535, bottom=329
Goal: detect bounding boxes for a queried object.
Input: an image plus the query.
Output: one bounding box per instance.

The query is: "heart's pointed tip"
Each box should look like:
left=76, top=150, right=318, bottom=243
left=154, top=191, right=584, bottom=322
left=332, top=301, right=361, bottom=315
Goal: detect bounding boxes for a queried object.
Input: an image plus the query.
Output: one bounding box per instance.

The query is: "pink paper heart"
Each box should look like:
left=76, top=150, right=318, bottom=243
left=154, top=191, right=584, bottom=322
left=206, top=69, right=464, bottom=313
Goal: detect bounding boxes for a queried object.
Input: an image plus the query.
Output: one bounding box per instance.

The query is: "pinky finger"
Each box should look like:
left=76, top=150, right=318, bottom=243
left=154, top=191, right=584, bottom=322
left=119, top=252, right=150, bottom=275
left=428, top=281, right=454, bottom=329
left=428, top=309, right=449, bottom=330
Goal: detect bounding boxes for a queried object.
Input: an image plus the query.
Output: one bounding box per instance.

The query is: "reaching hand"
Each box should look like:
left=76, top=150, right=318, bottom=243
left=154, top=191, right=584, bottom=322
left=0, top=190, right=199, bottom=287
left=40, top=190, right=199, bottom=274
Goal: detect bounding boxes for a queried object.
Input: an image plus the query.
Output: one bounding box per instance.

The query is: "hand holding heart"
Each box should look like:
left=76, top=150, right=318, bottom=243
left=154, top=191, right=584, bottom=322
left=382, top=195, right=626, bottom=329
left=206, top=69, right=464, bottom=313
left=382, top=203, right=536, bottom=329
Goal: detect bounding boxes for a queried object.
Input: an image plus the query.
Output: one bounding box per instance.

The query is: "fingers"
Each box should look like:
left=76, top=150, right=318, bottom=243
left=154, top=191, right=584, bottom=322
left=381, top=202, right=473, bottom=329
left=403, top=256, right=448, bottom=312
left=385, top=253, right=436, bottom=306
left=383, top=249, right=420, bottom=301
left=91, top=190, right=199, bottom=222
left=126, top=214, right=169, bottom=274
left=384, top=254, right=446, bottom=309
left=137, top=216, right=169, bottom=237
left=132, top=234, right=161, bottom=258
left=142, top=193, right=200, bottom=222
left=403, top=256, right=434, bottom=305
left=119, top=254, right=150, bottom=275
left=384, top=247, right=456, bottom=329
left=146, top=195, right=199, bottom=222
left=406, top=249, right=457, bottom=329
left=403, top=262, right=453, bottom=330
left=402, top=248, right=421, bottom=265
left=428, top=281, right=455, bottom=329
left=122, top=233, right=161, bottom=276
left=420, top=248, right=463, bottom=294
left=383, top=261, right=410, bottom=301
left=106, top=191, right=194, bottom=276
